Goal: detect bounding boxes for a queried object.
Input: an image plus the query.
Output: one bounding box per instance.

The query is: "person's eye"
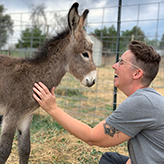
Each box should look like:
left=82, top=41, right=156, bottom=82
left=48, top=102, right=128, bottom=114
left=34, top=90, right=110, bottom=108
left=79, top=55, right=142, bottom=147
left=119, top=59, right=123, bottom=65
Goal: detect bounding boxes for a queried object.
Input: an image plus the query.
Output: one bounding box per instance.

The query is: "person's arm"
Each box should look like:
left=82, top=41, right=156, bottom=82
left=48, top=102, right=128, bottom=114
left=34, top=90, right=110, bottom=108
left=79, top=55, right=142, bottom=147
left=33, top=82, right=131, bottom=147
left=126, top=159, right=131, bottom=164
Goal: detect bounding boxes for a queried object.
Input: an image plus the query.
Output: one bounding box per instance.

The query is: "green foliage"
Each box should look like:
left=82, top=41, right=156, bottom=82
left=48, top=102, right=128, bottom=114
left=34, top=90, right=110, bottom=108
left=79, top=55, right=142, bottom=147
left=121, top=26, right=145, bottom=42
left=30, top=115, right=104, bottom=163
left=94, top=25, right=117, bottom=53
left=78, top=147, right=103, bottom=164
left=120, top=26, right=145, bottom=51
left=94, top=25, right=117, bottom=38
left=0, top=5, right=14, bottom=48
left=94, top=24, right=164, bottom=54
left=30, top=114, right=66, bottom=135
left=159, top=34, right=164, bottom=49
left=93, top=25, right=146, bottom=54
left=16, top=25, right=46, bottom=48
left=0, top=113, right=128, bottom=163
left=56, top=88, right=83, bottom=97
left=144, top=38, right=158, bottom=48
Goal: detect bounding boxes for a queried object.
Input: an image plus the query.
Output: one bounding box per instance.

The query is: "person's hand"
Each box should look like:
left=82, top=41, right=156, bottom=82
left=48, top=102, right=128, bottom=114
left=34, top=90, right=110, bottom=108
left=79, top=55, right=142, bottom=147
left=33, top=82, right=56, bottom=114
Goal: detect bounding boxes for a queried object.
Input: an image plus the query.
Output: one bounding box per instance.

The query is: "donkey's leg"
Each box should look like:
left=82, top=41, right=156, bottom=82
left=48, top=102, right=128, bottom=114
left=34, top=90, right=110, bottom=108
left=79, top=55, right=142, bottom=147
left=0, top=115, right=17, bottom=164
left=17, top=114, right=33, bottom=164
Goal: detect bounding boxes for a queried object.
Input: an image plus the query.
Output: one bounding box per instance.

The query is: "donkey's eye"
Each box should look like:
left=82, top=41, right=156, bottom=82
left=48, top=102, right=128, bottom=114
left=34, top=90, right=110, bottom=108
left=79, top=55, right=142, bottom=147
left=82, top=52, right=89, bottom=58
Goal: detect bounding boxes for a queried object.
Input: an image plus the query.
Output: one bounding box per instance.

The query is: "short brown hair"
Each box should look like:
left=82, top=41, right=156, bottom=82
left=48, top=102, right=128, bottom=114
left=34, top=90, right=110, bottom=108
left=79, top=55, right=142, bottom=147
left=128, top=40, right=161, bottom=86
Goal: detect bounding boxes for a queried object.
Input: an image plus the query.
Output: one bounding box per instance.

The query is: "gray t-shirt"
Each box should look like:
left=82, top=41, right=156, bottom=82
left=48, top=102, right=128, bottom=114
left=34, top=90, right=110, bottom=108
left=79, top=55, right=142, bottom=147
left=105, top=88, right=164, bottom=164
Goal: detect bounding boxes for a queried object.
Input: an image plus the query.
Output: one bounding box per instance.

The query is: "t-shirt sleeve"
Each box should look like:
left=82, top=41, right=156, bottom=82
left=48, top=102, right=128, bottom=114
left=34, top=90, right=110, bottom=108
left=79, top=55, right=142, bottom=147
left=105, top=94, right=156, bottom=138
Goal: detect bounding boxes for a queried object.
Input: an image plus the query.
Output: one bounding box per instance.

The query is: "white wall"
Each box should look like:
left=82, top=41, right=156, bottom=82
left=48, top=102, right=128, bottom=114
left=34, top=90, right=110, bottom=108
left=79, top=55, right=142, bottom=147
left=89, top=34, right=102, bottom=66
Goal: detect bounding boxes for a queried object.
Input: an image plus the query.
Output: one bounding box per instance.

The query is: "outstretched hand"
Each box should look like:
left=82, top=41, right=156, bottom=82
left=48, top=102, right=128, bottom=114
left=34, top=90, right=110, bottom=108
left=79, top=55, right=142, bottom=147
left=33, top=82, right=57, bottom=114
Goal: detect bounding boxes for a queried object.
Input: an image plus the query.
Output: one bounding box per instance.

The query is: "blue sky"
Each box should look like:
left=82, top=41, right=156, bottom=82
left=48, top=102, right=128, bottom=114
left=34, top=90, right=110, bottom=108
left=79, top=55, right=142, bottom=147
left=0, top=0, right=164, bottom=47
left=0, top=0, right=164, bottom=13
left=1, top=0, right=164, bottom=13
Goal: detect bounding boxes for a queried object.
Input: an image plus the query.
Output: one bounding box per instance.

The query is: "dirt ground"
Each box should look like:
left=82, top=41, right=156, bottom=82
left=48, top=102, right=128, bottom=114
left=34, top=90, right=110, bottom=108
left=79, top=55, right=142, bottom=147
left=6, top=129, right=128, bottom=164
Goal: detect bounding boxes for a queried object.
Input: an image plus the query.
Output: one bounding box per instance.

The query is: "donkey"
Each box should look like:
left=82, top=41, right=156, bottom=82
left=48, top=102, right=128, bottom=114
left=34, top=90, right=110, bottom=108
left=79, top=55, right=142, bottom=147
left=0, top=2, right=96, bottom=164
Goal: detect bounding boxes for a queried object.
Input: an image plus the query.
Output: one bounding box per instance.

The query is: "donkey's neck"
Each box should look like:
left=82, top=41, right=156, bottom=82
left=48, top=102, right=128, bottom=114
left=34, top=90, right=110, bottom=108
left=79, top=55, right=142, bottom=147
left=28, top=55, right=66, bottom=90
left=25, top=29, right=71, bottom=89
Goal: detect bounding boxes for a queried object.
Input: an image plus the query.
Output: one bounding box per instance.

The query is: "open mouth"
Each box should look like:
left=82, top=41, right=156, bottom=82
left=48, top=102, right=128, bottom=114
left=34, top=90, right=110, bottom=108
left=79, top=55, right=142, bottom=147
left=114, top=73, right=118, bottom=78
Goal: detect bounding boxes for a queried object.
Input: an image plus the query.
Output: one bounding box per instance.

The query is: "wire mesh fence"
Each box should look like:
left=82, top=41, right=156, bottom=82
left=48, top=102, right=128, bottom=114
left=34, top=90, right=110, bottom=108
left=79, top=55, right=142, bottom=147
left=0, top=1, right=164, bottom=121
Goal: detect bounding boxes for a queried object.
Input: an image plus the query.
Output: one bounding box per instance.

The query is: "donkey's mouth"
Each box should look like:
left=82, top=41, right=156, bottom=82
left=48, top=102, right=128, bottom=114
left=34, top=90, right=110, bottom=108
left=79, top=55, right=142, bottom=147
left=86, top=79, right=95, bottom=87
left=82, top=70, right=96, bottom=87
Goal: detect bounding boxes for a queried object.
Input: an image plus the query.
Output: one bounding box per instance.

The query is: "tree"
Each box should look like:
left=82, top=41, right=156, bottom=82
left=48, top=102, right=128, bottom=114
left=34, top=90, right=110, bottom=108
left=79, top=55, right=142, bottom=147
left=94, top=25, right=117, bottom=54
left=118, top=26, right=145, bottom=52
left=159, top=34, right=164, bottom=49
left=144, top=37, right=158, bottom=48
left=93, top=25, right=146, bottom=55
left=121, top=26, right=145, bottom=42
left=29, top=3, right=67, bottom=36
left=30, top=4, right=47, bottom=34
left=16, top=4, right=47, bottom=49
left=16, top=25, right=46, bottom=48
left=0, top=5, right=14, bottom=49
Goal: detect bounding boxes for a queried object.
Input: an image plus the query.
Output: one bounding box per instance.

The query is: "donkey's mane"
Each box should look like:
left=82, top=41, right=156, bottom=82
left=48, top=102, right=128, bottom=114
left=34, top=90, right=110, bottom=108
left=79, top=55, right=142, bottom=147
left=26, top=27, right=70, bottom=63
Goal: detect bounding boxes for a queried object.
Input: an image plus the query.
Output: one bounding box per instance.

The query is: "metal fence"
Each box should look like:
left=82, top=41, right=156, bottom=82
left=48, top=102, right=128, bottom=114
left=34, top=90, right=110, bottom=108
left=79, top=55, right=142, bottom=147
left=0, top=1, right=164, bottom=121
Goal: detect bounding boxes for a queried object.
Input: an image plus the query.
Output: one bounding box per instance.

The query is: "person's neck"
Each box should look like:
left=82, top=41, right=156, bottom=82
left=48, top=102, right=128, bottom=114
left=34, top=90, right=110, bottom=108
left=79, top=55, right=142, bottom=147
left=123, top=84, right=148, bottom=97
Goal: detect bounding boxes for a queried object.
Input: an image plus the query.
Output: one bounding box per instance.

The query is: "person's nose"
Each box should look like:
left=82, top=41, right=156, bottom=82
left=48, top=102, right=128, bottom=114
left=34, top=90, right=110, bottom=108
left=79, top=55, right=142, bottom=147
left=112, top=62, right=118, bottom=70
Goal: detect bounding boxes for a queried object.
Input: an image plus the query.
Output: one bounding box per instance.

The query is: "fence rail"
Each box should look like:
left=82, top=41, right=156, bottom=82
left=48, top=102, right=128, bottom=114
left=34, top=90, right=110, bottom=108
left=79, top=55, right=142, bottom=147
left=0, top=1, right=164, bottom=121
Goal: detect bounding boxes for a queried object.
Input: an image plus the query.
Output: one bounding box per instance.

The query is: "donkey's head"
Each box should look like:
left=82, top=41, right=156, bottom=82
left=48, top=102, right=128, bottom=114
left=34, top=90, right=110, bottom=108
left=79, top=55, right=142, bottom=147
left=66, top=2, right=96, bottom=87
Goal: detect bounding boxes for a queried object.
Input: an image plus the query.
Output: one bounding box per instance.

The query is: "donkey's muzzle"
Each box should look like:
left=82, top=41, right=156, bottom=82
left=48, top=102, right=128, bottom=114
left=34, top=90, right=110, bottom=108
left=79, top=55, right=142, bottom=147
left=82, top=70, right=96, bottom=87
left=86, top=79, right=95, bottom=87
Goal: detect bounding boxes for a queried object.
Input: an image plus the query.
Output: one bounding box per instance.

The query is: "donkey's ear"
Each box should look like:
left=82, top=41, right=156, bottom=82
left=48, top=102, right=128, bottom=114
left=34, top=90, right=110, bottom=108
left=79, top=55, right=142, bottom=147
left=77, top=9, right=89, bottom=30
left=68, top=2, right=80, bottom=32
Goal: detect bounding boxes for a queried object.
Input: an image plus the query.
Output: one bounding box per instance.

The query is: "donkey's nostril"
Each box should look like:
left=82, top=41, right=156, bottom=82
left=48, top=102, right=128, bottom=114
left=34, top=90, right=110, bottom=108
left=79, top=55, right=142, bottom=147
left=86, top=78, right=95, bottom=87
left=81, top=70, right=97, bottom=87
left=93, top=79, right=95, bottom=85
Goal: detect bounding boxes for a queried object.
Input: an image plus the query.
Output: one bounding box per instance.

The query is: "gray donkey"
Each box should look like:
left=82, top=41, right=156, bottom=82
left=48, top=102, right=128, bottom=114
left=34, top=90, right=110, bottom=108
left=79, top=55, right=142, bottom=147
left=0, top=2, right=96, bottom=164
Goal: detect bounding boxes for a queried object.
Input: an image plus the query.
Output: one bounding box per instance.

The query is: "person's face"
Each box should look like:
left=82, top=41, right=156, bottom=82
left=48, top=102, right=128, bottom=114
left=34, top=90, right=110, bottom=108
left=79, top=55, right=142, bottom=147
left=112, top=50, right=139, bottom=91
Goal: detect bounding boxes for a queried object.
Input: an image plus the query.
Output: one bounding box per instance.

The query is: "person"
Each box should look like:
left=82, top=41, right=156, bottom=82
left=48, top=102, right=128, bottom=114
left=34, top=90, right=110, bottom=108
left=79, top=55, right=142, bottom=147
left=32, top=40, right=164, bottom=164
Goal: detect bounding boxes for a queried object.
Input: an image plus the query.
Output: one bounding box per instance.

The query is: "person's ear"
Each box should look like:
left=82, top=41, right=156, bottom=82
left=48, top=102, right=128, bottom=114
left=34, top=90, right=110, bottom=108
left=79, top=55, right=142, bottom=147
left=133, top=69, right=144, bottom=80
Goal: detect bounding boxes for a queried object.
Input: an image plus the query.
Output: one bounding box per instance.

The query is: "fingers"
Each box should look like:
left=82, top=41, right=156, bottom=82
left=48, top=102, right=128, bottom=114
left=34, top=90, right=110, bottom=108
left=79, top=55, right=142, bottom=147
left=33, top=82, right=55, bottom=100
left=34, top=82, right=50, bottom=94
left=51, top=87, right=55, bottom=95
left=38, top=82, right=49, bottom=94
left=33, top=93, right=41, bottom=103
left=33, top=82, right=45, bottom=101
